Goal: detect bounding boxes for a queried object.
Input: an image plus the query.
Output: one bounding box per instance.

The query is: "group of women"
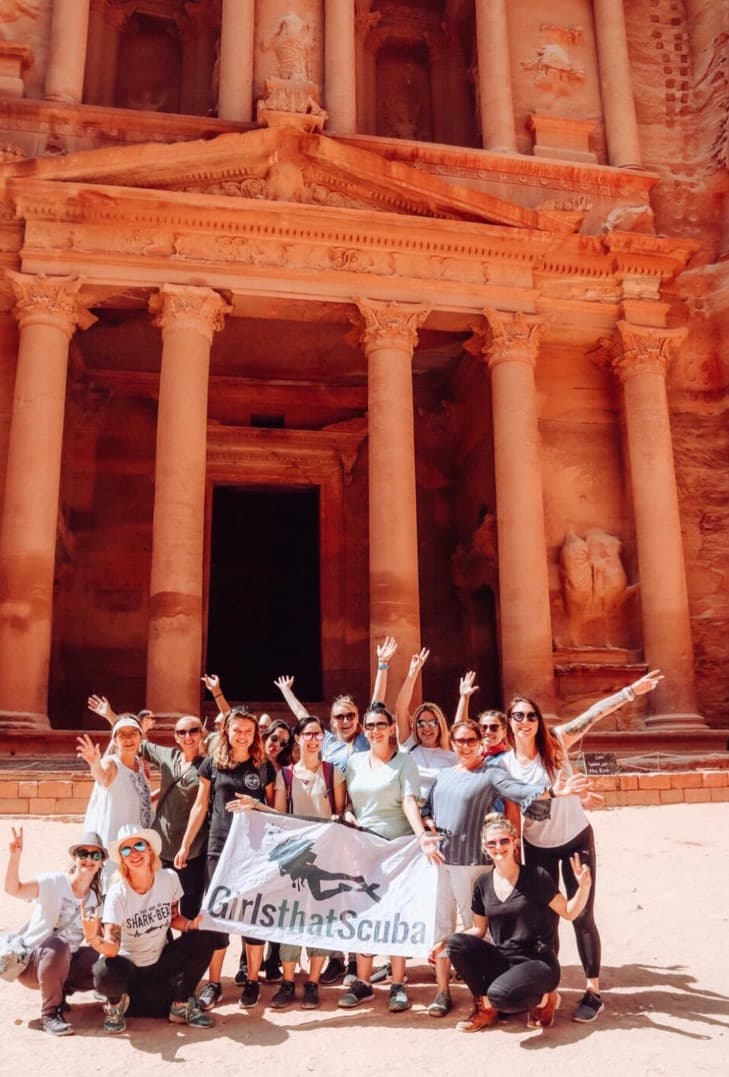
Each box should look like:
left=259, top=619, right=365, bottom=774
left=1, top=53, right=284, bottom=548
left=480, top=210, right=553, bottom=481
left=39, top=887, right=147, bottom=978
left=4, top=640, right=662, bottom=1036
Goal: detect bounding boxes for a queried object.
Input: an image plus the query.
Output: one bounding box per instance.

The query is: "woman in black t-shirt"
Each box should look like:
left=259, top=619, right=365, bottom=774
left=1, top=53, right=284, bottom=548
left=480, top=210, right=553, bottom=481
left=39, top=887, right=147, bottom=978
left=175, top=707, right=275, bottom=1012
left=430, top=813, right=592, bottom=1033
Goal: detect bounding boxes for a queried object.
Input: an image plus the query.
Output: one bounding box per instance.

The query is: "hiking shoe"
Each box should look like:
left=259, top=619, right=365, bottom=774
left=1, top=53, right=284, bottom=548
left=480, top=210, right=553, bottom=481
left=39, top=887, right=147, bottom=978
left=342, top=958, right=359, bottom=987
left=371, top=962, right=392, bottom=984
left=103, top=993, right=129, bottom=1035
left=169, top=997, right=214, bottom=1028
left=238, top=979, right=260, bottom=1008
left=427, top=990, right=452, bottom=1018
left=573, top=989, right=604, bottom=1023
left=270, top=981, right=296, bottom=1009
left=197, top=981, right=222, bottom=1011
left=301, top=981, right=320, bottom=1009
left=456, top=1000, right=498, bottom=1033
left=234, top=954, right=248, bottom=986
left=527, top=991, right=561, bottom=1029
left=262, top=958, right=283, bottom=984
left=337, top=979, right=374, bottom=1008
left=319, top=956, right=346, bottom=985
left=388, top=982, right=410, bottom=1013
left=42, top=1008, right=73, bottom=1036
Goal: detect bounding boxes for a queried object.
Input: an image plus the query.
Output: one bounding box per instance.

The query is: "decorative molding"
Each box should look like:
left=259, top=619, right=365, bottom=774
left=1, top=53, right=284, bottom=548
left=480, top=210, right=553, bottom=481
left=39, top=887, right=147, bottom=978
left=149, top=283, right=230, bottom=344
left=612, top=322, right=688, bottom=382
left=468, top=310, right=544, bottom=370
left=351, top=298, right=429, bottom=354
left=3, top=271, right=97, bottom=336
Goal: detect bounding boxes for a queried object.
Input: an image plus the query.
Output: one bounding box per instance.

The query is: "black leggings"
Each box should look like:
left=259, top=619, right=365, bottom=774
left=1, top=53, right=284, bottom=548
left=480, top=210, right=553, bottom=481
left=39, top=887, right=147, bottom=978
left=93, top=931, right=223, bottom=1017
left=447, top=933, right=559, bottom=1012
left=162, top=855, right=206, bottom=920
left=523, top=823, right=600, bottom=979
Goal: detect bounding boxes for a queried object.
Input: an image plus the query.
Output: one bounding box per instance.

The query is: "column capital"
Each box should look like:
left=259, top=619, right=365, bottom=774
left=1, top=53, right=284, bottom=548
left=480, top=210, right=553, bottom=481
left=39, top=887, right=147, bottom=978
left=352, top=298, right=429, bottom=355
left=149, top=284, right=231, bottom=346
left=468, top=310, right=544, bottom=369
left=4, top=272, right=97, bottom=338
left=612, top=321, right=688, bottom=382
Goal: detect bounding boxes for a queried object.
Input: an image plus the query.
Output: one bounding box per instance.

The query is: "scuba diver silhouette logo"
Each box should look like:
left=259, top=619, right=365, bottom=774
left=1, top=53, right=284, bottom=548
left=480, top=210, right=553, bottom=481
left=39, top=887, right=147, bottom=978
left=268, top=836, right=381, bottom=902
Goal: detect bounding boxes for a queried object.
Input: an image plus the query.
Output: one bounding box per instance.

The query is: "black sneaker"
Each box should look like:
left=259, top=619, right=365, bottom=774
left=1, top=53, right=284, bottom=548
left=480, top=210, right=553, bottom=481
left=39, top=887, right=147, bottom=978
left=301, top=982, right=320, bottom=1009
left=270, top=981, right=296, bottom=1009
left=388, top=982, right=410, bottom=1013
left=42, top=1009, right=73, bottom=1036
left=370, top=962, right=392, bottom=985
left=342, top=958, right=358, bottom=987
left=238, top=979, right=260, bottom=1008
left=427, top=990, right=452, bottom=1018
left=197, top=981, right=223, bottom=1011
left=337, top=978, right=374, bottom=1008
left=573, top=990, right=604, bottom=1023
left=262, top=959, right=283, bottom=984
left=319, top=956, right=346, bottom=985
left=234, top=954, right=249, bottom=986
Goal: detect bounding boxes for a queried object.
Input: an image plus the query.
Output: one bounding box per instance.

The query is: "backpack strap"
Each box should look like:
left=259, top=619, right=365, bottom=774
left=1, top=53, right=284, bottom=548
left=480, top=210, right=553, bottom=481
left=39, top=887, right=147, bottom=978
left=322, top=761, right=336, bottom=815
left=281, top=765, right=294, bottom=814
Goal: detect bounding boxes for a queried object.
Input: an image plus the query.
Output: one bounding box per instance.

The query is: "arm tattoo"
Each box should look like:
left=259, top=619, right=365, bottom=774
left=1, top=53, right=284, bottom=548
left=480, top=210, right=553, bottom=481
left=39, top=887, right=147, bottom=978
left=107, top=923, right=121, bottom=945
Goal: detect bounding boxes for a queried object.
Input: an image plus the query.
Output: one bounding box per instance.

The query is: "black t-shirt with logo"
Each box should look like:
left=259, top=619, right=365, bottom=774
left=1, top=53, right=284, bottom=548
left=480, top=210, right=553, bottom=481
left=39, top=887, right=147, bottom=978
left=198, top=756, right=275, bottom=855
left=471, top=865, right=560, bottom=963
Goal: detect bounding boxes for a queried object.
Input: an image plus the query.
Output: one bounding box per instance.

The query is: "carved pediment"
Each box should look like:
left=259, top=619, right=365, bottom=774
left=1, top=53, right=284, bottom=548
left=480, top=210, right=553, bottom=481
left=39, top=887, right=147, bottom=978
left=0, top=126, right=576, bottom=232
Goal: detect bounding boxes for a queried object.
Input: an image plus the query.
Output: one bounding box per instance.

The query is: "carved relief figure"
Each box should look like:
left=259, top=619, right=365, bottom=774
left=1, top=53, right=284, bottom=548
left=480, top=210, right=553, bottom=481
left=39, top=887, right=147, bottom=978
left=559, top=528, right=638, bottom=647
left=522, top=43, right=584, bottom=97
left=451, top=510, right=498, bottom=594
left=263, top=13, right=312, bottom=82
left=0, top=0, right=39, bottom=38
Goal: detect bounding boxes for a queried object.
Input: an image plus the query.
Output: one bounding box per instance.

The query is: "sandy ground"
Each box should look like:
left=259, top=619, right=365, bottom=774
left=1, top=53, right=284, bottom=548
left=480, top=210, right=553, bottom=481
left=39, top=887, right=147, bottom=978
left=1, top=803, right=728, bottom=1077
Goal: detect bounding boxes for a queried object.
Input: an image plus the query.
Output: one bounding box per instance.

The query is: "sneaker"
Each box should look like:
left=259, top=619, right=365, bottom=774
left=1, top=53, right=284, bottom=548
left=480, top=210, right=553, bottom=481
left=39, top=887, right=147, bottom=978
left=270, top=981, right=296, bottom=1009
left=103, top=993, right=129, bottom=1035
left=42, top=1008, right=73, bottom=1036
left=169, top=997, right=214, bottom=1028
left=301, top=981, right=320, bottom=1010
left=371, top=962, right=392, bottom=985
left=262, top=959, right=283, bottom=984
left=319, top=956, right=346, bottom=985
left=573, top=989, right=604, bottom=1023
left=342, top=958, right=359, bottom=987
left=388, top=982, right=410, bottom=1013
left=234, top=955, right=248, bottom=986
left=456, top=1000, right=498, bottom=1033
left=238, top=979, right=260, bottom=1008
left=527, top=991, right=561, bottom=1029
left=337, top=978, right=375, bottom=1008
left=197, top=981, right=222, bottom=1011
left=427, top=991, right=452, bottom=1018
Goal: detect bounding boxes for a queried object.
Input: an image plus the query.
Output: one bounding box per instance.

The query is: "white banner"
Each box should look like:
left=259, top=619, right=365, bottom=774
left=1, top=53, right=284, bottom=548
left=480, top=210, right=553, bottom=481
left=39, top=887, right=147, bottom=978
left=200, top=812, right=437, bottom=957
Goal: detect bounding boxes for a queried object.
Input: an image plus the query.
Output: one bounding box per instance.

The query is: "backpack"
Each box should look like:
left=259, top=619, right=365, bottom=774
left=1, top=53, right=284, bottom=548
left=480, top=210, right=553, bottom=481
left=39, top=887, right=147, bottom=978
left=281, top=762, right=337, bottom=816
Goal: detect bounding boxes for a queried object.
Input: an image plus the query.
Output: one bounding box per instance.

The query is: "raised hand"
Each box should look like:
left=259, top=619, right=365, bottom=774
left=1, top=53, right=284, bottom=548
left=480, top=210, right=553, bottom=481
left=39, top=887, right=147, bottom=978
left=459, top=670, right=478, bottom=698
left=201, top=673, right=220, bottom=694
left=408, top=647, right=430, bottom=679
left=87, top=694, right=113, bottom=721
left=76, top=733, right=101, bottom=767
left=8, top=826, right=23, bottom=855
left=570, top=852, right=592, bottom=890
left=274, top=675, right=294, bottom=693
left=631, top=669, right=663, bottom=697
left=376, top=636, right=398, bottom=664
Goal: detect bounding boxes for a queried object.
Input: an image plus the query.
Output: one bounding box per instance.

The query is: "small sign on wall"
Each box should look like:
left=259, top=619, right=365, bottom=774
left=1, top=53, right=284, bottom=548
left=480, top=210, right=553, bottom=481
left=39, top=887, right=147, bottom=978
left=581, top=752, right=619, bottom=775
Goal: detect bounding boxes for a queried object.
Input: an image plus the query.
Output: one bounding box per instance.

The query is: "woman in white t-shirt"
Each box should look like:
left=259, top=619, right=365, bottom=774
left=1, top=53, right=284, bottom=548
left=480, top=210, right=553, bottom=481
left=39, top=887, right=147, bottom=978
left=395, top=648, right=456, bottom=801
left=85, top=824, right=223, bottom=1034
left=4, top=826, right=106, bottom=1036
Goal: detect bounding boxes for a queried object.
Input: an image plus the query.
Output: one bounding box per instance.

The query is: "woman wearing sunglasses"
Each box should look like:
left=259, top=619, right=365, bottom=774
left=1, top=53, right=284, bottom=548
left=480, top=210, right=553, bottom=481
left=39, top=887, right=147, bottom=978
left=263, top=714, right=347, bottom=1009
left=431, top=813, right=591, bottom=1032
left=498, top=670, right=662, bottom=1023
left=87, top=824, right=222, bottom=1034
left=262, top=719, right=294, bottom=774
left=4, top=827, right=106, bottom=1036
left=175, top=707, right=275, bottom=1012
left=395, top=648, right=455, bottom=801
left=337, top=702, right=444, bottom=1015
left=421, top=719, right=588, bottom=1019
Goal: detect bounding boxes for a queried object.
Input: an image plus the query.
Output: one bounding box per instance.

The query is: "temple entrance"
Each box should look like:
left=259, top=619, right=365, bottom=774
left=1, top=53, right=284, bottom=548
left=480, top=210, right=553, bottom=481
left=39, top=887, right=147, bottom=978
left=206, top=486, right=322, bottom=703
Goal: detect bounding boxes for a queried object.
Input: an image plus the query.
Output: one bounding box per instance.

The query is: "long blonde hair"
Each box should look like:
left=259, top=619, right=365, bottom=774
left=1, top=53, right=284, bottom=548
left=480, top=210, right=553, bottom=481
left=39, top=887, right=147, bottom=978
left=412, top=702, right=450, bottom=749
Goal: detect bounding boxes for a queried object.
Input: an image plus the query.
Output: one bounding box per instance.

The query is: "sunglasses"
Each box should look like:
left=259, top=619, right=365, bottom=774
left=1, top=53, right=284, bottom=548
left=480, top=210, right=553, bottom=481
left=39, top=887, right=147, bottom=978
left=510, top=711, right=538, bottom=722
left=452, top=736, right=479, bottom=747
left=300, top=730, right=324, bottom=740
left=176, top=727, right=202, bottom=736
left=267, top=734, right=290, bottom=746
left=480, top=723, right=503, bottom=734
left=365, top=721, right=390, bottom=731
left=416, top=719, right=439, bottom=728
left=75, top=848, right=104, bottom=861
left=332, top=711, right=357, bottom=722
left=119, top=840, right=149, bottom=857
left=485, top=837, right=512, bottom=849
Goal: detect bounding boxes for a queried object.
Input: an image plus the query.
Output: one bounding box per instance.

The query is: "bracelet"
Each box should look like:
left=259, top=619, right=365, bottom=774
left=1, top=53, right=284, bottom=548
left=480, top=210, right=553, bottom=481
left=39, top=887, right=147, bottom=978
left=624, top=685, right=636, bottom=702
left=377, top=662, right=389, bottom=670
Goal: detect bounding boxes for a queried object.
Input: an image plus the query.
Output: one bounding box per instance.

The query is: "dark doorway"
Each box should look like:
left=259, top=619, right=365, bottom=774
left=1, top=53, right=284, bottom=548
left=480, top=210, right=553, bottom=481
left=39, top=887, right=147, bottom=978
left=206, top=486, right=322, bottom=701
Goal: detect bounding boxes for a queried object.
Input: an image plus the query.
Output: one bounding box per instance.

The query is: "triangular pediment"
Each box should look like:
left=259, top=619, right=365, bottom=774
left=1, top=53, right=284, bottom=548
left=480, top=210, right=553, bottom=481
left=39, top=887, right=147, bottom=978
left=0, top=126, right=574, bottom=232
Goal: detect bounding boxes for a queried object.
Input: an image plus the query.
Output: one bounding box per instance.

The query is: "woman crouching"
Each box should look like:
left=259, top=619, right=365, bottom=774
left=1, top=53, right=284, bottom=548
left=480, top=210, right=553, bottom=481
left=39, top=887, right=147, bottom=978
left=85, top=824, right=224, bottom=1034
left=431, top=813, right=591, bottom=1032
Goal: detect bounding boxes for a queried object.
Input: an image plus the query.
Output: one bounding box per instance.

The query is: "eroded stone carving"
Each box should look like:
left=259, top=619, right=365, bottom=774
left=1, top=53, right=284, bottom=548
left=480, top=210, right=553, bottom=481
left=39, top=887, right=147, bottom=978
left=258, top=13, right=326, bottom=131
left=0, top=0, right=39, bottom=40
left=559, top=528, right=638, bottom=647
left=451, top=512, right=498, bottom=593
left=522, top=44, right=585, bottom=96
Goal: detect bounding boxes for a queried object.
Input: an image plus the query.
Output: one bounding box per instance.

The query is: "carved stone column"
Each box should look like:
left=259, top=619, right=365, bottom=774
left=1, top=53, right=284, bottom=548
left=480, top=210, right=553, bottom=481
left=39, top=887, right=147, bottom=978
left=45, top=0, right=91, bottom=104
left=217, top=0, right=255, bottom=122
left=179, top=2, right=219, bottom=116
left=474, top=0, right=517, bottom=152
left=354, top=300, right=428, bottom=698
left=471, top=311, right=554, bottom=707
left=147, top=286, right=230, bottom=719
left=356, top=7, right=380, bottom=135
left=612, top=322, right=704, bottom=726
left=325, top=0, right=357, bottom=134
left=425, top=32, right=450, bottom=145
left=593, top=0, right=642, bottom=167
left=0, top=274, right=96, bottom=729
